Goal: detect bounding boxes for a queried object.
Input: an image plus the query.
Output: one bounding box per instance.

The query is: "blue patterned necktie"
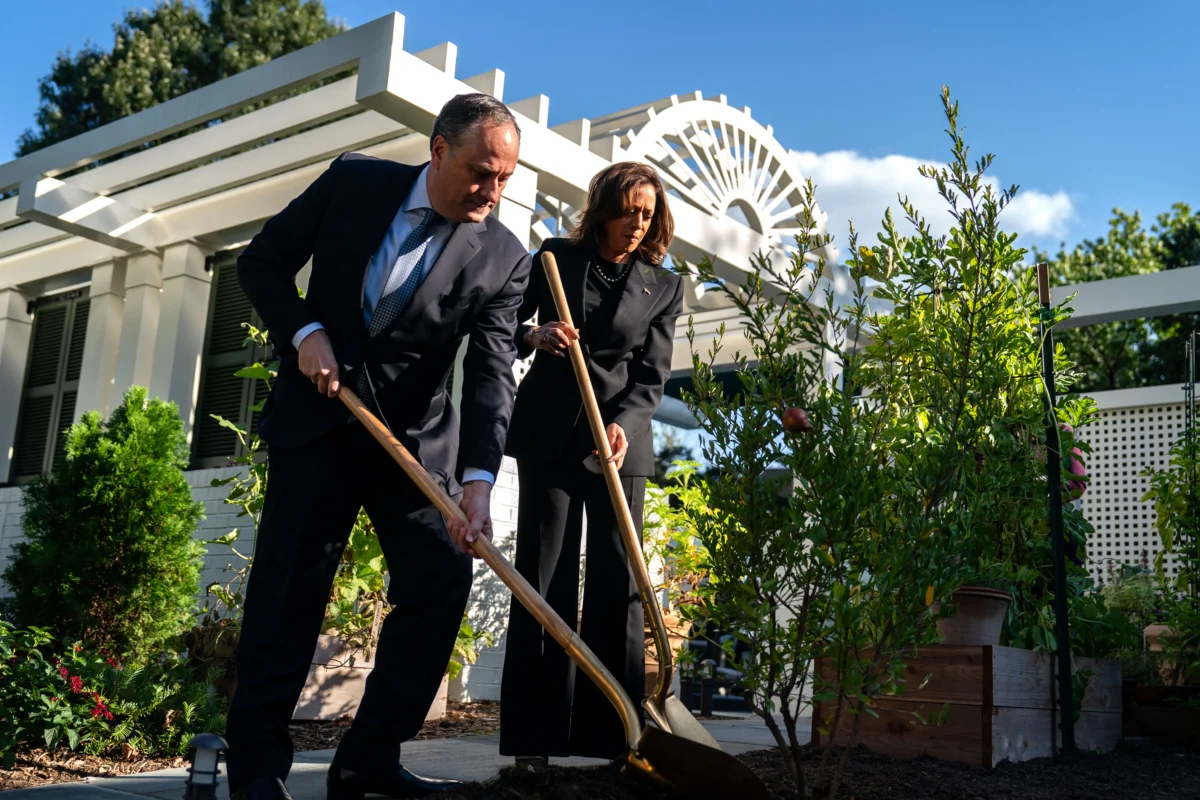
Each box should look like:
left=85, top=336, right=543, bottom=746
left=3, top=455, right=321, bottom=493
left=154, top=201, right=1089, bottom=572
left=355, top=207, right=441, bottom=407
left=366, top=207, right=442, bottom=338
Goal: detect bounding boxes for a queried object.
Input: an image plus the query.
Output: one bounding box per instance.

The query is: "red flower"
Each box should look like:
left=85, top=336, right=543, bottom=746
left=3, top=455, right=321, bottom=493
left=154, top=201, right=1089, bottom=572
left=59, top=666, right=69, bottom=679
left=90, top=702, right=114, bottom=721
left=73, top=645, right=81, bottom=653
left=106, top=657, right=118, bottom=668
left=69, top=675, right=84, bottom=693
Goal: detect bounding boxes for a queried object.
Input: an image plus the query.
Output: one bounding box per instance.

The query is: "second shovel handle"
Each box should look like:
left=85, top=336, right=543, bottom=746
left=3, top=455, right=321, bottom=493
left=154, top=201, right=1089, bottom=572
left=539, top=251, right=677, bottom=705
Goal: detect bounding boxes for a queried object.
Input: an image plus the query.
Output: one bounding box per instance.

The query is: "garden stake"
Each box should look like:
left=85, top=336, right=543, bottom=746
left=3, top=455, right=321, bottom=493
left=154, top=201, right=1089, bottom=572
left=337, top=387, right=769, bottom=800
left=540, top=250, right=722, bottom=751
left=1037, top=262, right=1076, bottom=754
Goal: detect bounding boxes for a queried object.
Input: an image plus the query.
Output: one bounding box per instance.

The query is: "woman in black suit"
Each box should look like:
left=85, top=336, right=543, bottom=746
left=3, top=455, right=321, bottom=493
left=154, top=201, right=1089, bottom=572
left=500, top=162, right=683, bottom=763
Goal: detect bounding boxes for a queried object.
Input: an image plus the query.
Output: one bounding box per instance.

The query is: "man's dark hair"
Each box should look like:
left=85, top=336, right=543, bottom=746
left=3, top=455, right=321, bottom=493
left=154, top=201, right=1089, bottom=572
left=430, top=93, right=520, bottom=151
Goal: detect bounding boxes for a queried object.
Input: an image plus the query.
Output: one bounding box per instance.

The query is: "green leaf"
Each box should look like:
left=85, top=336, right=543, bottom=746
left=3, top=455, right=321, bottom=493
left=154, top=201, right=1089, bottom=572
left=212, top=414, right=247, bottom=434
left=235, top=365, right=274, bottom=381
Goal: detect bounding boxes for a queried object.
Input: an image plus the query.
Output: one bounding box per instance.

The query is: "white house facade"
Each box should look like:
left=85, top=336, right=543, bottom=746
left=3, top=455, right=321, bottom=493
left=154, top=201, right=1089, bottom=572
left=0, top=12, right=839, bottom=699
left=2, top=11, right=1198, bottom=700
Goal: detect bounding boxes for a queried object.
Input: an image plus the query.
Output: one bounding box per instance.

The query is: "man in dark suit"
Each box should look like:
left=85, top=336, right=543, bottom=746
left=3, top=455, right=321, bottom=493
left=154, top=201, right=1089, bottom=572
left=226, top=93, right=531, bottom=800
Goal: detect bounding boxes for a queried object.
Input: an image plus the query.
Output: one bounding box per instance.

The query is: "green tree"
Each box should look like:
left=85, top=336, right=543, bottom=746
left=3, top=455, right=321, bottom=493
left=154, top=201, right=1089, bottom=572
left=17, top=0, right=342, bottom=157
left=1036, top=203, right=1200, bottom=391
left=1033, top=210, right=1160, bottom=392
left=3, top=387, right=205, bottom=663
left=1138, top=204, right=1200, bottom=386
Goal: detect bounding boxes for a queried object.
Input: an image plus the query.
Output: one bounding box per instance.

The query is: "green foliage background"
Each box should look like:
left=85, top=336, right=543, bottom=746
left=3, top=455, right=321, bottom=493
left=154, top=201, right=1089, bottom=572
left=1036, top=204, right=1200, bottom=392
left=17, top=0, right=342, bottom=156
left=4, top=388, right=205, bottom=663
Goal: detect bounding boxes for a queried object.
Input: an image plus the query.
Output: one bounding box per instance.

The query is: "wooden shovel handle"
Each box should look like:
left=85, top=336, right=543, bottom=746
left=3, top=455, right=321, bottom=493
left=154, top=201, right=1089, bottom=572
left=337, top=387, right=642, bottom=748
left=539, top=251, right=677, bottom=705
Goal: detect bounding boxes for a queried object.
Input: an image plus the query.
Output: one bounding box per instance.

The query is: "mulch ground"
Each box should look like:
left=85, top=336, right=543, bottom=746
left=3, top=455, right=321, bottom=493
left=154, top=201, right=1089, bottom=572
left=6, top=706, right=1200, bottom=798
left=441, top=742, right=1200, bottom=800
left=0, top=701, right=500, bottom=792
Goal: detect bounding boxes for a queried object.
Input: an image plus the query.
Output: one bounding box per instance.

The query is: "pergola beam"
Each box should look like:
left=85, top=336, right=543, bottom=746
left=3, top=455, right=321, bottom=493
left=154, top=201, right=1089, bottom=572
left=0, top=14, right=404, bottom=192
left=1057, top=264, right=1200, bottom=329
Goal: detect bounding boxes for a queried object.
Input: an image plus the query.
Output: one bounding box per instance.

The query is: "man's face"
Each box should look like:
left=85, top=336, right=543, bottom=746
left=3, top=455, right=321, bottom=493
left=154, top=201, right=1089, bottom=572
left=427, top=122, right=520, bottom=223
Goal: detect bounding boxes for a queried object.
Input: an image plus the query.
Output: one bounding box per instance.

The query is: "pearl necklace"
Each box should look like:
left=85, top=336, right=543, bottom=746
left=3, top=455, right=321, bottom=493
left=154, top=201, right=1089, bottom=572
left=594, top=256, right=633, bottom=283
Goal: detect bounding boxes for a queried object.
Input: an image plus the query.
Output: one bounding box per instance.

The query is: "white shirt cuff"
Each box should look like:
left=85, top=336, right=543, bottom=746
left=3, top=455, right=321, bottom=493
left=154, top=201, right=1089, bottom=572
left=292, top=322, right=324, bottom=350
left=461, top=468, right=495, bottom=486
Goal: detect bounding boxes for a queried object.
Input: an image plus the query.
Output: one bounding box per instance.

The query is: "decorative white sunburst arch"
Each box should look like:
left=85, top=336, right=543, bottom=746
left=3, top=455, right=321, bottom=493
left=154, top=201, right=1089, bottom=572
left=530, top=93, right=837, bottom=312
left=619, top=95, right=835, bottom=264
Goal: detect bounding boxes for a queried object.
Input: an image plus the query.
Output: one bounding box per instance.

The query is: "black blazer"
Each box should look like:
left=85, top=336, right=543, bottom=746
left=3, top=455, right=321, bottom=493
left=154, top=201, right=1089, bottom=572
left=238, top=152, right=532, bottom=488
left=505, top=238, right=683, bottom=477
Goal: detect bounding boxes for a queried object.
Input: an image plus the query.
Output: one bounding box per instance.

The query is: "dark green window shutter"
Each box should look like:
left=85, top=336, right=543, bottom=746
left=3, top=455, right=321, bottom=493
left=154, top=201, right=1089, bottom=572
left=11, top=294, right=89, bottom=482
left=193, top=254, right=270, bottom=466
left=11, top=396, right=54, bottom=479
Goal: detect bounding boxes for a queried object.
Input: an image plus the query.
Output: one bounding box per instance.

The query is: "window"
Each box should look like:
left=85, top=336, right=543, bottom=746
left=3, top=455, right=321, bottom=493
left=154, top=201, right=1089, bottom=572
left=10, top=291, right=90, bottom=482
left=191, top=253, right=271, bottom=467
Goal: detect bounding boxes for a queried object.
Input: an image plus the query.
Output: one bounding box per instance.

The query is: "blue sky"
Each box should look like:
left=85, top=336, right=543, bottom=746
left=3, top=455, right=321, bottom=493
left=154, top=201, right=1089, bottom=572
left=2, top=0, right=1197, bottom=254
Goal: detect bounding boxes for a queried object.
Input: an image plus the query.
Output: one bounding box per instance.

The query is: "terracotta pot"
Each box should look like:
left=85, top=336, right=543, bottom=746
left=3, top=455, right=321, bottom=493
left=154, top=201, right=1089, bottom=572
left=934, top=586, right=1012, bottom=646
left=1144, top=623, right=1172, bottom=654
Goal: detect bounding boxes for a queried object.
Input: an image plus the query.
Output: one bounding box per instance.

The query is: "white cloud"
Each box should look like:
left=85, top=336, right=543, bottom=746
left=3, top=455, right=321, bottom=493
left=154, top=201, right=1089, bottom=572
left=790, top=150, right=1074, bottom=252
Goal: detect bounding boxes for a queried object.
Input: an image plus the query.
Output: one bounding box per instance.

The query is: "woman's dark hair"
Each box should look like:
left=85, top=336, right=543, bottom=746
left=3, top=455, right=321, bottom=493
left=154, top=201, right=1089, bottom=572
left=570, top=162, right=674, bottom=266
left=431, top=93, right=520, bottom=151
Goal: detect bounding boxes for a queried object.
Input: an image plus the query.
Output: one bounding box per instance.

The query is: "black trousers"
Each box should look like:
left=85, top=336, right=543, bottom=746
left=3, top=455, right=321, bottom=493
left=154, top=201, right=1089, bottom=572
left=225, top=423, right=472, bottom=790
left=499, top=458, right=646, bottom=759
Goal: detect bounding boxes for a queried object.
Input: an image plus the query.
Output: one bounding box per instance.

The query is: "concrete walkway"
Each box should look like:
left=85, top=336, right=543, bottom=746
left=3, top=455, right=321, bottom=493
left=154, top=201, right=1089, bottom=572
left=5, top=716, right=806, bottom=800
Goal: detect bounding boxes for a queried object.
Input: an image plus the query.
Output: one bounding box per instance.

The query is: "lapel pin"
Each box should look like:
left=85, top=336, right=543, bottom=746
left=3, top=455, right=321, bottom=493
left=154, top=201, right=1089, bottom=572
left=643, top=287, right=651, bottom=295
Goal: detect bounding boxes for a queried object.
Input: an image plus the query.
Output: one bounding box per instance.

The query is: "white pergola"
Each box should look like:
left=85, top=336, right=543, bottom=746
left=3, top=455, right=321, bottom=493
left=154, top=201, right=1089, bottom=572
left=0, top=12, right=841, bottom=477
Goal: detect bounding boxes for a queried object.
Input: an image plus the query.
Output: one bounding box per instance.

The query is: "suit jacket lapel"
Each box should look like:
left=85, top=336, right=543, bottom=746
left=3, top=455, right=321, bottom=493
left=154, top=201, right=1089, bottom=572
left=609, top=258, right=658, bottom=341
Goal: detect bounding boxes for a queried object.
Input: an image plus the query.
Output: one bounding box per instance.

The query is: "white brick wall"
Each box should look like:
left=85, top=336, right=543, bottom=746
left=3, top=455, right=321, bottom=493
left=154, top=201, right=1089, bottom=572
left=0, top=467, right=249, bottom=602
left=0, top=485, right=26, bottom=593
left=455, top=456, right=520, bottom=701
left=0, top=460, right=521, bottom=702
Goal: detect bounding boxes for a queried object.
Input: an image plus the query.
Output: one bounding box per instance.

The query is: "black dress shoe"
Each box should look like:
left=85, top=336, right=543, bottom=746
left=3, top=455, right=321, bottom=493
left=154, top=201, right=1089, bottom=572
left=327, top=761, right=463, bottom=799
left=230, top=777, right=293, bottom=800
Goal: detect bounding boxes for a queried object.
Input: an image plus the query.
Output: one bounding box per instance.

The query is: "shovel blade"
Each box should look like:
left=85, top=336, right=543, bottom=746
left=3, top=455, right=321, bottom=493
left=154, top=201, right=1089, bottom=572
left=629, top=725, right=770, bottom=799
left=646, top=695, right=722, bottom=750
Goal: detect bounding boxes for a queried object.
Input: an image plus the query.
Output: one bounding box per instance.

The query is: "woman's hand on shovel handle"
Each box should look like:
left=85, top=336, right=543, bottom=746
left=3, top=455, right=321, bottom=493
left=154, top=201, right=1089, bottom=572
left=449, top=480, right=494, bottom=558
left=592, top=423, right=628, bottom=471
left=525, top=321, right=578, bottom=356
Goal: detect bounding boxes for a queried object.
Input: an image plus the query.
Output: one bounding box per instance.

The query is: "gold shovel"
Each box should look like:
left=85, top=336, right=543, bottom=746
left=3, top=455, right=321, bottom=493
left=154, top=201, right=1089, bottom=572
left=338, top=388, right=767, bottom=798
left=539, top=251, right=721, bottom=750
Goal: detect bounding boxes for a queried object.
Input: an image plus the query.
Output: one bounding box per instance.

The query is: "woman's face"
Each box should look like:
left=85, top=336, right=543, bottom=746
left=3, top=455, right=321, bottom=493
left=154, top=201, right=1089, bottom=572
left=601, top=183, right=656, bottom=260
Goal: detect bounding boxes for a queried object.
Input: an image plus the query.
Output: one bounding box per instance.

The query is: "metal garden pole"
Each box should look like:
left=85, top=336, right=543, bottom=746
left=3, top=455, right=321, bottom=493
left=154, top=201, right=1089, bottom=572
left=1036, top=263, right=1076, bottom=754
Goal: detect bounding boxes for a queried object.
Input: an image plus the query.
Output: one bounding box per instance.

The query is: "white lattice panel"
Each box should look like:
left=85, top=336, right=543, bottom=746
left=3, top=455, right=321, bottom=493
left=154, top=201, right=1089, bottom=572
left=1078, top=386, right=1189, bottom=585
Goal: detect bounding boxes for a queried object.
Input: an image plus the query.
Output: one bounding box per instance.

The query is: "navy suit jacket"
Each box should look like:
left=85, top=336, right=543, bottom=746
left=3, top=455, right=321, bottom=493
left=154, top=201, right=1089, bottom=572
left=238, top=152, right=532, bottom=489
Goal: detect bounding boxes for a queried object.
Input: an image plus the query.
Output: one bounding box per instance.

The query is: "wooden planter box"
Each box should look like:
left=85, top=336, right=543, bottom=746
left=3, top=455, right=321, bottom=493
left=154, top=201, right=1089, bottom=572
left=1123, top=682, right=1200, bottom=749
left=811, top=645, right=1122, bottom=767
left=292, top=635, right=449, bottom=722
